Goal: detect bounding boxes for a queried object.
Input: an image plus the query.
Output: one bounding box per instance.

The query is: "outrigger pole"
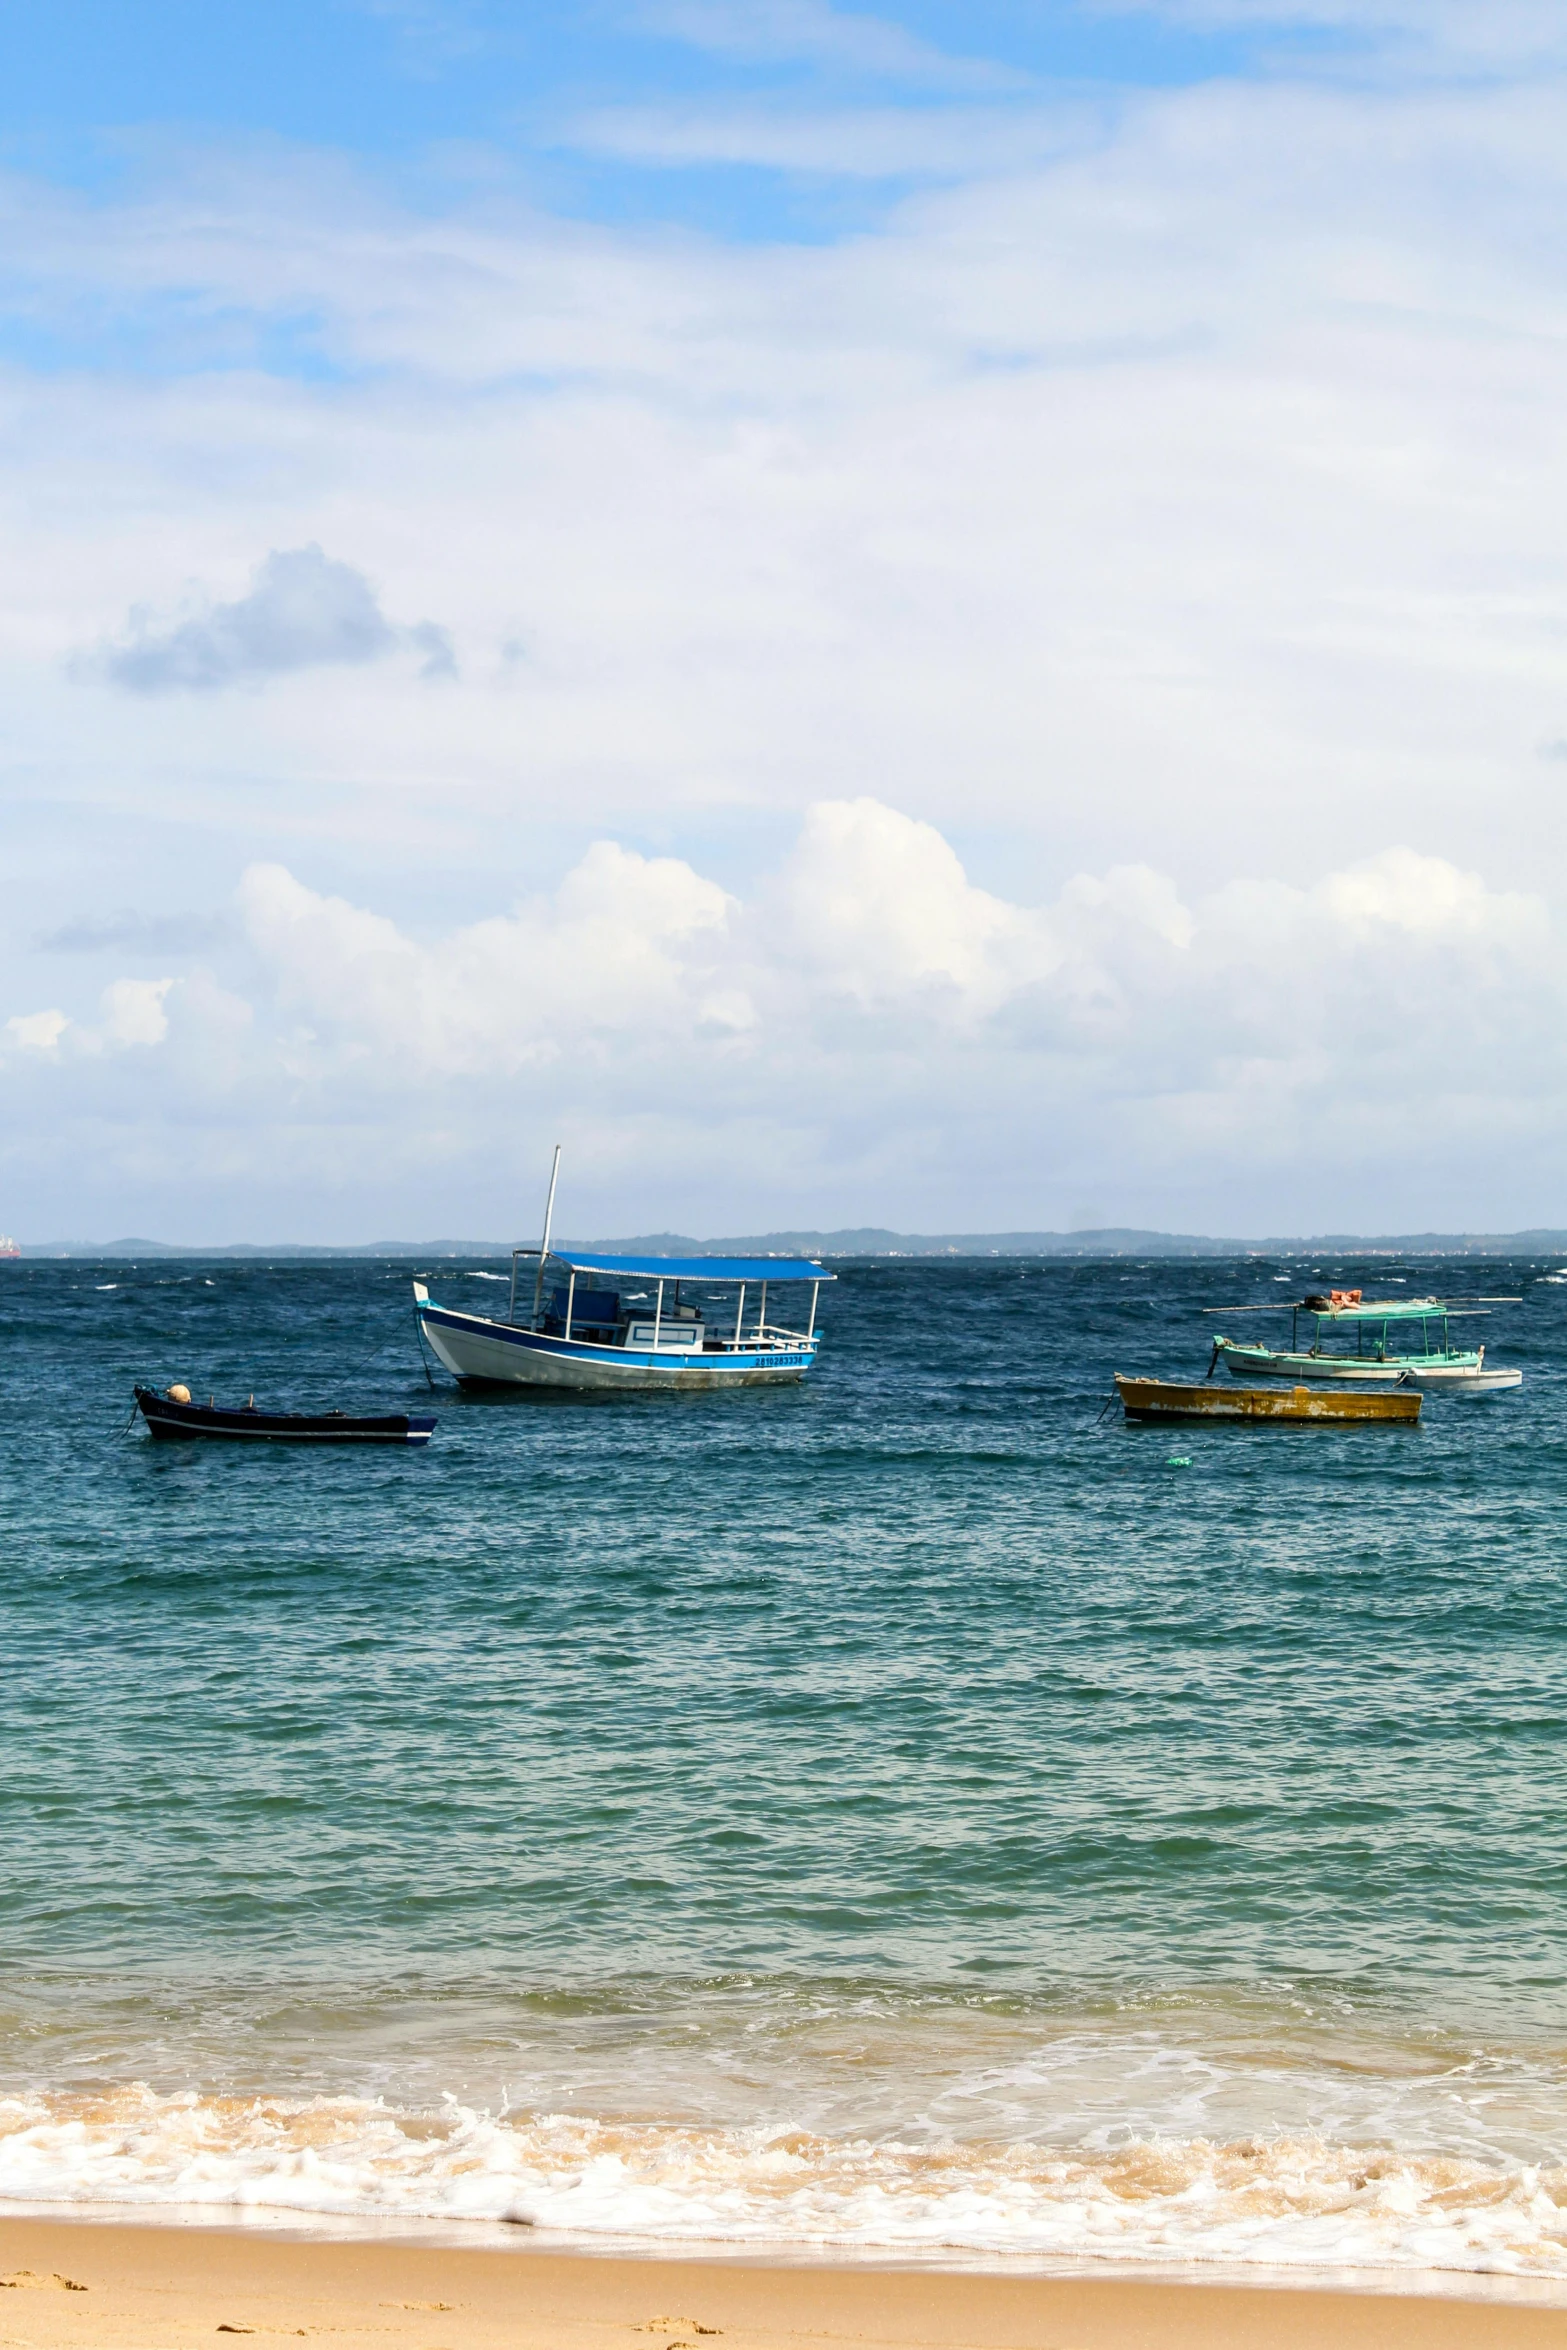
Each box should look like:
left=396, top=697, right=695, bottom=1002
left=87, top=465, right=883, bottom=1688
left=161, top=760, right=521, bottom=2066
left=1200, top=1297, right=1520, bottom=1312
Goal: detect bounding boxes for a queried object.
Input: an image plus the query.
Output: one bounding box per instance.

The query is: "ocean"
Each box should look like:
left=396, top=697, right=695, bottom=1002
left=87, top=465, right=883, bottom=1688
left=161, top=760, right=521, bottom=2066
left=4, top=1253, right=1567, bottom=2281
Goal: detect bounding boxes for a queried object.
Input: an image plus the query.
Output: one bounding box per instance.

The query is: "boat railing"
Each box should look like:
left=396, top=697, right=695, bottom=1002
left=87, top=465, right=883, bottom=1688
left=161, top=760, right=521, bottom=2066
left=496, top=1307, right=817, bottom=1353
left=717, top=1320, right=816, bottom=1350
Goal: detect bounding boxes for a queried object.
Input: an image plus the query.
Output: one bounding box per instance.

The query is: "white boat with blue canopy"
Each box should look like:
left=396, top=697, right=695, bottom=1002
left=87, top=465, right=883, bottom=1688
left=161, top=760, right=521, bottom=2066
left=1205, top=1290, right=1512, bottom=1383
left=413, top=1150, right=833, bottom=1392
left=415, top=1251, right=831, bottom=1391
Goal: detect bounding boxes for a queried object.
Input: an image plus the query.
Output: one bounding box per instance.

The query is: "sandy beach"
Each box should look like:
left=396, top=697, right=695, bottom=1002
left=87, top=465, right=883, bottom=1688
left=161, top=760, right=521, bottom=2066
left=3, top=2222, right=1567, bottom=2350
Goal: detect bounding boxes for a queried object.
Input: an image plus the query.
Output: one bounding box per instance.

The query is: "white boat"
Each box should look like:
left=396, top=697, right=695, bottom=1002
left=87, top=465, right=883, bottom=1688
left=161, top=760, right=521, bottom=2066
left=1399, top=1363, right=1523, bottom=1395
left=413, top=1148, right=833, bottom=1395
left=1207, top=1290, right=1506, bottom=1383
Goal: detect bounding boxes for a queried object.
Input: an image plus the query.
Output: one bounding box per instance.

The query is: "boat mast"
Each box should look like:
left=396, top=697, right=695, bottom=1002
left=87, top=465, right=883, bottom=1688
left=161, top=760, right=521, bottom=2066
left=531, top=1143, right=562, bottom=1326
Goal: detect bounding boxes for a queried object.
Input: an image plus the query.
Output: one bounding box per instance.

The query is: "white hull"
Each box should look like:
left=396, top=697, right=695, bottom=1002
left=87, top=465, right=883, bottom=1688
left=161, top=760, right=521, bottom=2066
left=1400, top=1365, right=1522, bottom=1394
left=419, top=1302, right=817, bottom=1392
left=1216, top=1339, right=1483, bottom=1384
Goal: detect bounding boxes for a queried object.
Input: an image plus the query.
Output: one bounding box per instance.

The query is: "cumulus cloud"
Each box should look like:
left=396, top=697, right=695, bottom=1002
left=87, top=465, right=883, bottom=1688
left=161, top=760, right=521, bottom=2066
left=6, top=27, right=1567, bottom=1232
left=101, top=978, right=175, bottom=1048
left=237, top=838, right=736, bottom=1078
left=3, top=978, right=176, bottom=1060
left=8, top=802, right=1560, bottom=1233
left=83, top=546, right=456, bottom=693
left=772, top=798, right=1057, bottom=1016
left=6, top=1009, right=70, bottom=1055
left=239, top=809, right=1567, bottom=1124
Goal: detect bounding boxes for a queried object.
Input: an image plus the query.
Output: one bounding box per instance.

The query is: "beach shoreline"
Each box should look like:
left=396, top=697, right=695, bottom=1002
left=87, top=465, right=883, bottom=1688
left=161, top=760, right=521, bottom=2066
left=4, top=2217, right=1567, bottom=2350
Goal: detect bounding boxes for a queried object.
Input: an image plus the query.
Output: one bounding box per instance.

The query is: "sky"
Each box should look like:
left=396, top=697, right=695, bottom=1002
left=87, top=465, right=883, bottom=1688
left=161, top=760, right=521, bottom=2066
left=3, top=0, right=1567, bottom=1243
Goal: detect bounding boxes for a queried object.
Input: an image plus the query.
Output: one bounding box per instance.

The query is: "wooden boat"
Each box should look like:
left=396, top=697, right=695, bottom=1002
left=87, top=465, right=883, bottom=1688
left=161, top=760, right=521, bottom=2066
left=1114, top=1374, right=1421, bottom=1424
left=1206, top=1293, right=1501, bottom=1383
left=413, top=1146, right=835, bottom=1395
left=135, top=1386, right=436, bottom=1445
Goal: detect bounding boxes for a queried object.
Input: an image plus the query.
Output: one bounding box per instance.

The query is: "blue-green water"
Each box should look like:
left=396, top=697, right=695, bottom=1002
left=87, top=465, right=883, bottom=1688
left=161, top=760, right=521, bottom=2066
left=3, top=1255, right=1567, bottom=2273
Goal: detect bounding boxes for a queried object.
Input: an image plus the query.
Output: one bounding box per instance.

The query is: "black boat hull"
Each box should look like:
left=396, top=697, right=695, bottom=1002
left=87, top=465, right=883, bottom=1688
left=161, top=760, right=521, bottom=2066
left=135, top=1387, right=436, bottom=1445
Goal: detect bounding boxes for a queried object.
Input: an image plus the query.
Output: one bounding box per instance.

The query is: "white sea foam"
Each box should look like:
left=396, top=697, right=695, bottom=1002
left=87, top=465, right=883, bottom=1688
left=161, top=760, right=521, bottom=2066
left=4, top=2089, right=1567, bottom=2275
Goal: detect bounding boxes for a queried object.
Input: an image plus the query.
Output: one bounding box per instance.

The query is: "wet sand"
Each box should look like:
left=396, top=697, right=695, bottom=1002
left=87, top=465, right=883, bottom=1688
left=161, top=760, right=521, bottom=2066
left=3, top=2220, right=1567, bottom=2350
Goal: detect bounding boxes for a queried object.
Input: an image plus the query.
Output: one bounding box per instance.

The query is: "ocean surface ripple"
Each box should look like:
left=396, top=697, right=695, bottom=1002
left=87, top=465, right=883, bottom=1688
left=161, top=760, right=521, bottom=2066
left=3, top=1253, right=1566, bottom=2276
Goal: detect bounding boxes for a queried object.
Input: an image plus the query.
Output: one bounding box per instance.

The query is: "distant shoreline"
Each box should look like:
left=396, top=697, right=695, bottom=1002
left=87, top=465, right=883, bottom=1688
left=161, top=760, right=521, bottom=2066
left=12, top=1227, right=1567, bottom=1260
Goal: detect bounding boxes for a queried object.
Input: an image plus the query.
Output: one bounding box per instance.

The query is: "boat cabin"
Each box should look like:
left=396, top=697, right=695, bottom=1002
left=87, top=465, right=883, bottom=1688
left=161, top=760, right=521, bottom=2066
left=1289, top=1295, right=1461, bottom=1363
left=510, top=1248, right=830, bottom=1356
left=1207, top=1290, right=1497, bottom=1382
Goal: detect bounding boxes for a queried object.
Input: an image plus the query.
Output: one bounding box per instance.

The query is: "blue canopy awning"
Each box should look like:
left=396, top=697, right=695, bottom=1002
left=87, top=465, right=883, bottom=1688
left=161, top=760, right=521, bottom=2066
left=537, top=1250, right=834, bottom=1284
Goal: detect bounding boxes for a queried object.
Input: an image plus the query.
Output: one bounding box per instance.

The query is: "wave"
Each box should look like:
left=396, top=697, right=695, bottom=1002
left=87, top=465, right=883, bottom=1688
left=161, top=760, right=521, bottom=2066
left=4, top=2090, right=1567, bottom=2275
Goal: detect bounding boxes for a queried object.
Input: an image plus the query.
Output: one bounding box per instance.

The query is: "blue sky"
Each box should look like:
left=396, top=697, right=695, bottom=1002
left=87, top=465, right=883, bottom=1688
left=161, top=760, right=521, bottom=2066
left=3, top=0, right=1567, bottom=1241
left=0, top=4, right=1258, bottom=161
left=0, top=1, right=1351, bottom=252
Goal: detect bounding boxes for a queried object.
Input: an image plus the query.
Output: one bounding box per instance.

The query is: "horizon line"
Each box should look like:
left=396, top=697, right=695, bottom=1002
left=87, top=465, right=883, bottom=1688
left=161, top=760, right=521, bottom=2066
left=11, top=1224, right=1567, bottom=1260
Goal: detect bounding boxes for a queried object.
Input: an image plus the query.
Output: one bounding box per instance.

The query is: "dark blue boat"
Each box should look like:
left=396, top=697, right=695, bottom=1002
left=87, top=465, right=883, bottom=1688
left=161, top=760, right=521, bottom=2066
left=135, top=1386, right=436, bottom=1446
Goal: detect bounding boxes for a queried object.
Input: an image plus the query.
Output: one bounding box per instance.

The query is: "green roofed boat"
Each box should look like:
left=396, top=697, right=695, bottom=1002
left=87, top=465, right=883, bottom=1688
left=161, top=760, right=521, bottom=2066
left=1206, top=1289, right=1506, bottom=1384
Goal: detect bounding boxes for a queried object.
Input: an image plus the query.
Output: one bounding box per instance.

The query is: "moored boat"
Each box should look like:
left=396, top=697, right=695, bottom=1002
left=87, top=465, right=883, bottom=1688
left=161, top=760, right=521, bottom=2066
left=414, top=1148, right=835, bottom=1395
left=1399, top=1363, right=1523, bottom=1395
left=135, top=1386, right=436, bottom=1445
left=1208, top=1292, right=1496, bottom=1383
left=415, top=1251, right=831, bottom=1392
left=1115, top=1375, right=1421, bottom=1424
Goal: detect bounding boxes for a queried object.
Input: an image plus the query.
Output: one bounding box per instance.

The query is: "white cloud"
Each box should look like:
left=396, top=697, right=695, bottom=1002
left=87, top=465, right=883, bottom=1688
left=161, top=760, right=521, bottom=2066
left=1107, top=0, right=1567, bottom=69
left=1311, top=846, right=1541, bottom=937
left=6, top=806, right=1562, bottom=1235
left=83, top=546, right=455, bottom=693
left=236, top=838, right=735, bottom=1078
left=566, top=99, right=1072, bottom=178
left=6, top=64, right=1566, bottom=925
left=6, top=1009, right=70, bottom=1055
left=3, top=42, right=1567, bottom=1231
left=101, top=977, right=176, bottom=1047
left=772, top=797, right=1056, bottom=1014
left=637, top=1, right=1025, bottom=88
left=4, top=980, right=178, bottom=1060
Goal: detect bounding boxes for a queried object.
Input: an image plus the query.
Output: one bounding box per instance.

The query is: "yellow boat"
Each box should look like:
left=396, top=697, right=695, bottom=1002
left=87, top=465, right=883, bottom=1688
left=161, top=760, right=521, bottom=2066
left=1114, top=1374, right=1421, bottom=1424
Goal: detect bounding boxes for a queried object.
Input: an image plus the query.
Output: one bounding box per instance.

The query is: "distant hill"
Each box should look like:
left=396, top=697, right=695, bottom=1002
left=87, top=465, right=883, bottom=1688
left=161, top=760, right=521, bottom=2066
left=16, top=1227, right=1567, bottom=1260
left=595, top=1227, right=1567, bottom=1258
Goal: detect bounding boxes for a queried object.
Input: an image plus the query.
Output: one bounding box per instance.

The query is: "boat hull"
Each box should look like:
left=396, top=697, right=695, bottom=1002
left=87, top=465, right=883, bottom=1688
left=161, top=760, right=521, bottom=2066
left=1214, top=1337, right=1481, bottom=1383
left=418, top=1303, right=818, bottom=1392
left=1400, top=1366, right=1522, bottom=1394
left=135, top=1387, right=436, bottom=1444
left=1116, top=1375, right=1421, bottom=1424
